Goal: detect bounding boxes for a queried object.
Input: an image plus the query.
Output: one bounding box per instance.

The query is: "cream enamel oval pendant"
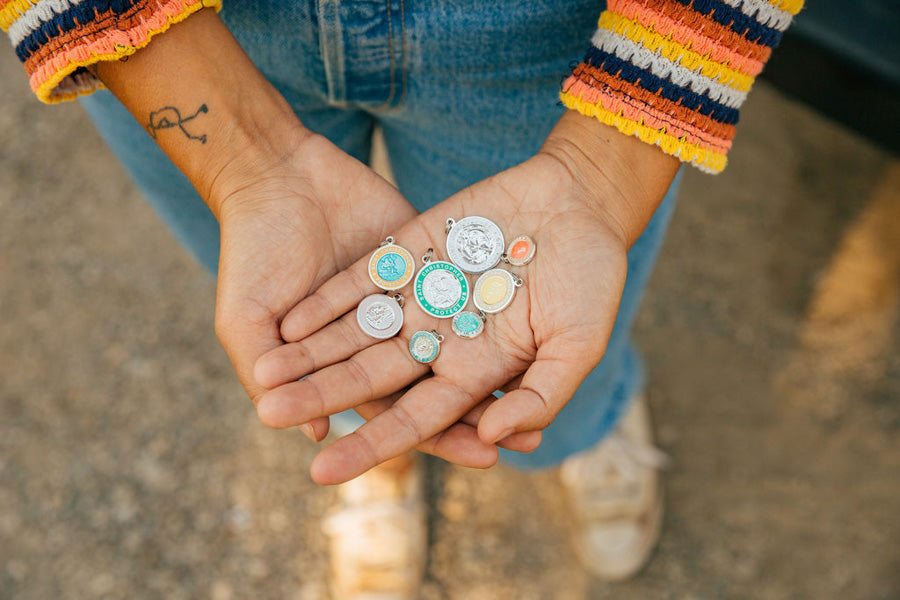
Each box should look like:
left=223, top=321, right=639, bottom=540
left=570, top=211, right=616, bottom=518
left=451, top=310, right=485, bottom=339
left=414, top=260, right=469, bottom=318
left=445, top=216, right=505, bottom=274
left=368, top=237, right=415, bottom=290
left=356, top=294, right=404, bottom=339
left=473, top=268, right=521, bottom=314
left=409, top=330, right=443, bottom=364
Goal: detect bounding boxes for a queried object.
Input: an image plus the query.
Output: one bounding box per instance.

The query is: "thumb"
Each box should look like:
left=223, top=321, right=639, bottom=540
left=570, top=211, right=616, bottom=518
left=477, top=336, right=603, bottom=444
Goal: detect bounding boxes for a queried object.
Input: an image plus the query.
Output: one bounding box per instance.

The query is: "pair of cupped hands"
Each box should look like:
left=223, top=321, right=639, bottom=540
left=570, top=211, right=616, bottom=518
left=211, top=111, right=675, bottom=485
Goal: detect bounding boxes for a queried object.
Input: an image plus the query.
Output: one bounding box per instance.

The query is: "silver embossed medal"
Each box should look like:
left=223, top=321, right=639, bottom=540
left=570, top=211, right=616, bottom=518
left=445, top=216, right=505, bottom=274
left=368, top=237, right=415, bottom=290
left=473, top=268, right=522, bottom=314
left=414, top=249, right=469, bottom=319
left=357, top=293, right=405, bottom=339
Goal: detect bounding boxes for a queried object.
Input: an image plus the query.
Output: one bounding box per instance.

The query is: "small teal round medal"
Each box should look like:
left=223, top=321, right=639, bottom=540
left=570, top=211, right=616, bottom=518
left=409, top=330, right=443, bottom=364
left=451, top=311, right=484, bottom=339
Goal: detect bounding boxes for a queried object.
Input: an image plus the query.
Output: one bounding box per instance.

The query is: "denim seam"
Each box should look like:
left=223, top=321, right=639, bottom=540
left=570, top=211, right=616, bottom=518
left=318, top=0, right=347, bottom=106
left=369, top=0, right=407, bottom=114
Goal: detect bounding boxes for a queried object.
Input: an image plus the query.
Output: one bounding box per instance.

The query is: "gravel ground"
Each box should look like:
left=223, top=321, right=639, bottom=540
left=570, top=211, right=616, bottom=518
left=2, top=43, right=899, bottom=600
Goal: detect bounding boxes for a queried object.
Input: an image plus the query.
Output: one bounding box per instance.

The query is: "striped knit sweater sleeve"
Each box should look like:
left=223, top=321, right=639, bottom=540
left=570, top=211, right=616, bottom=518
left=1, top=0, right=221, bottom=104
left=561, top=0, right=805, bottom=173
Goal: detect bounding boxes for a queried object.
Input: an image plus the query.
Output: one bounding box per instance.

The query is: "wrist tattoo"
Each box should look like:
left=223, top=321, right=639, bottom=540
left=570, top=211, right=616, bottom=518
left=147, top=104, right=209, bottom=144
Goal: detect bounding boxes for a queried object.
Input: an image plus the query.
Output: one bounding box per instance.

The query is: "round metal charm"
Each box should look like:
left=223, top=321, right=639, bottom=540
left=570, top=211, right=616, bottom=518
left=505, top=235, right=536, bottom=266
left=414, top=261, right=469, bottom=318
left=356, top=294, right=404, bottom=339
left=445, top=216, right=505, bottom=274
left=473, top=268, right=521, bottom=314
left=368, top=239, right=415, bottom=290
left=409, top=330, right=444, bottom=364
left=451, top=311, right=485, bottom=339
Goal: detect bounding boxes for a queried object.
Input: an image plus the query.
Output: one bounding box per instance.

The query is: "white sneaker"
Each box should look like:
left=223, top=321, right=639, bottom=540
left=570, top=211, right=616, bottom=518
left=322, top=453, right=426, bottom=600
left=559, top=394, right=670, bottom=581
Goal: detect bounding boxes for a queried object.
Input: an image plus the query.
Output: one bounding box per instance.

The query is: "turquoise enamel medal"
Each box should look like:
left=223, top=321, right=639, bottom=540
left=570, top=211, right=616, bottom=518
left=413, top=250, right=469, bottom=319
left=409, top=330, right=444, bottom=364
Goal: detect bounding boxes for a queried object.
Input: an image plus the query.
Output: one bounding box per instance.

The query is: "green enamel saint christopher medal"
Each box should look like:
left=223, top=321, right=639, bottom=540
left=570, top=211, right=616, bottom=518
left=414, top=249, right=469, bottom=319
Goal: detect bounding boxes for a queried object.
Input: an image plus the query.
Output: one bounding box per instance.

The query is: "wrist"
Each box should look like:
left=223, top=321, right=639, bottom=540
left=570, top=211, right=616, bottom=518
left=94, top=8, right=310, bottom=219
left=539, top=110, right=679, bottom=248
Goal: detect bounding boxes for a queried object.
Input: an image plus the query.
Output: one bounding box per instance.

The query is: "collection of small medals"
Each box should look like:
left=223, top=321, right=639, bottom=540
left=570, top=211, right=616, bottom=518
left=356, top=217, right=536, bottom=364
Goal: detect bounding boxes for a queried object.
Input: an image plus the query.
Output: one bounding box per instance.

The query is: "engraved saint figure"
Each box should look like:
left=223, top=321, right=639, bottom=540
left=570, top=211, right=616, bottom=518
left=457, top=225, right=495, bottom=264
left=423, top=271, right=462, bottom=308
left=365, top=303, right=395, bottom=330
left=377, top=254, right=405, bottom=281
left=413, top=336, right=435, bottom=356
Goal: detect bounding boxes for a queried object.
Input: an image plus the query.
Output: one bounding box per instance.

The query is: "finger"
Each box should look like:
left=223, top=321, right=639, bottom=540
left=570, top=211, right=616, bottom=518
left=357, top=395, right=542, bottom=454
left=255, top=304, right=385, bottom=388
left=255, top=336, right=428, bottom=428
left=477, top=338, right=602, bottom=444
left=279, top=258, right=378, bottom=342
left=300, top=418, right=330, bottom=442
left=280, top=219, right=445, bottom=343
left=458, top=395, right=542, bottom=453
left=310, top=375, right=498, bottom=485
left=214, top=297, right=284, bottom=405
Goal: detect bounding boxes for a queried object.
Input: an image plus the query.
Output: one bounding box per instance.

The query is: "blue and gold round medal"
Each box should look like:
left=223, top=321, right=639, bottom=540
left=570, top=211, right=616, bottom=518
left=368, top=242, right=415, bottom=290
left=414, top=261, right=469, bottom=318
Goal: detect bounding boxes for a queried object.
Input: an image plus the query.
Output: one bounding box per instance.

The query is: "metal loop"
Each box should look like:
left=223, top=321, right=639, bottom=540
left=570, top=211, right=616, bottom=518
left=392, top=293, right=405, bottom=308
left=379, top=236, right=394, bottom=247
left=477, top=309, right=487, bottom=322
left=513, top=274, right=524, bottom=287
left=500, top=252, right=509, bottom=264
left=431, top=330, right=445, bottom=343
left=445, top=218, right=455, bottom=234
left=422, top=248, right=434, bottom=264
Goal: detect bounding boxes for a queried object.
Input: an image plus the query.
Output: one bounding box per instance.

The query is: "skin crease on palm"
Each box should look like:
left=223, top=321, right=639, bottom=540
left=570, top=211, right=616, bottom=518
left=253, top=114, right=679, bottom=486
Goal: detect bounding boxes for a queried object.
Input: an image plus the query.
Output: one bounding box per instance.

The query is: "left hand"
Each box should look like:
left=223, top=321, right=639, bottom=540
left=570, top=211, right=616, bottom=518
left=253, top=112, right=679, bottom=484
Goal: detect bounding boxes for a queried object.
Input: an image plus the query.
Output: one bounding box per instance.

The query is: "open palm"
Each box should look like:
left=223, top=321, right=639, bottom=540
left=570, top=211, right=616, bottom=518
left=212, top=132, right=418, bottom=424
left=253, top=150, right=634, bottom=484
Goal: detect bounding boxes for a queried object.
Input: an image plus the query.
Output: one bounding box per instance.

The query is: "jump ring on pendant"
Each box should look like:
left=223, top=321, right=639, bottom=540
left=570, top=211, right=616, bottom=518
left=513, top=275, right=524, bottom=287
left=445, top=218, right=455, bottom=234
left=392, top=292, right=405, bottom=308
left=379, top=236, right=395, bottom=247
left=431, top=330, right=445, bottom=343
left=422, top=248, right=434, bottom=264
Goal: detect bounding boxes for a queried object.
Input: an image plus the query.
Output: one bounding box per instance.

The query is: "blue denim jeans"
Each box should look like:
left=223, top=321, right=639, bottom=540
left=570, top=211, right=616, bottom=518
left=80, top=0, right=681, bottom=470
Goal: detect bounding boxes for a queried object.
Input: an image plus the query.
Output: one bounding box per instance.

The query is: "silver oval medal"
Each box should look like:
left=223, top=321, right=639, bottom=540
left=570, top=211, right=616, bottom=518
left=446, top=216, right=505, bottom=274
left=473, top=268, right=519, bottom=314
left=356, top=294, right=404, bottom=339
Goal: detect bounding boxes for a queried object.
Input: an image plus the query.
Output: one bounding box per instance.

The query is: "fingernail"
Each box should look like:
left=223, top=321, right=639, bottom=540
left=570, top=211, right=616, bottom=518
left=299, top=423, right=317, bottom=442
left=490, top=428, right=515, bottom=445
